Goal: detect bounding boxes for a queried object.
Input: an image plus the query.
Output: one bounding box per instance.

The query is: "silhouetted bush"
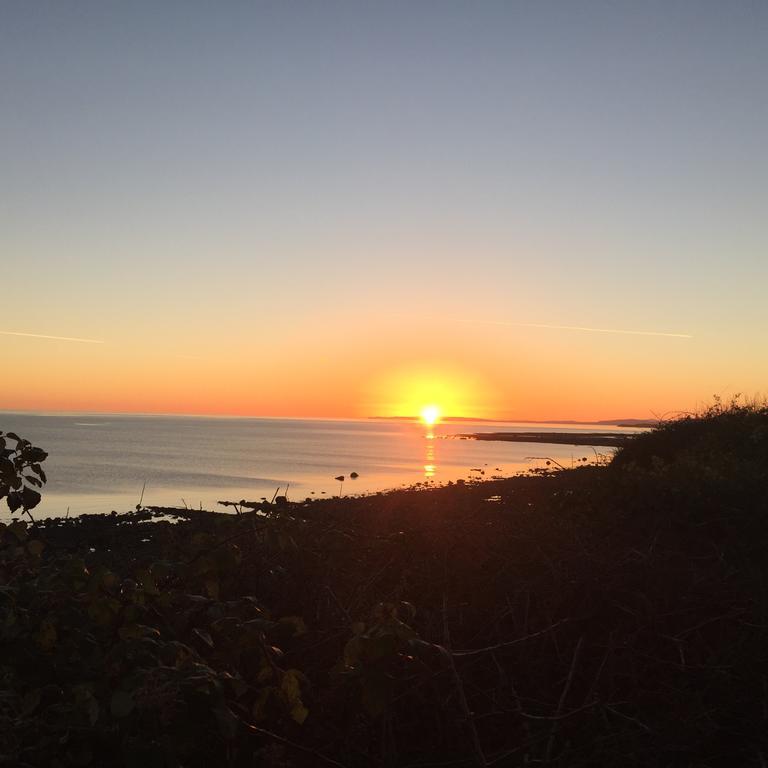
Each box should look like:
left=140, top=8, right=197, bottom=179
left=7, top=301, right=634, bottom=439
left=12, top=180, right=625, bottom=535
left=0, top=430, right=47, bottom=518
left=3, top=410, right=768, bottom=766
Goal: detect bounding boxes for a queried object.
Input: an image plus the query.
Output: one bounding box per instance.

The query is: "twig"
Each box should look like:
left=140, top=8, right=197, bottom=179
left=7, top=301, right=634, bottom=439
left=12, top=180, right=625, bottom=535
left=184, top=522, right=270, bottom=565
left=524, top=456, right=568, bottom=471
left=544, top=635, right=584, bottom=763
left=673, top=609, right=745, bottom=639
left=451, top=620, right=568, bottom=657
left=520, top=701, right=598, bottom=721
left=442, top=593, right=488, bottom=767
left=241, top=720, right=348, bottom=768
left=603, top=703, right=652, bottom=733
left=581, top=634, right=614, bottom=708
left=326, top=585, right=353, bottom=627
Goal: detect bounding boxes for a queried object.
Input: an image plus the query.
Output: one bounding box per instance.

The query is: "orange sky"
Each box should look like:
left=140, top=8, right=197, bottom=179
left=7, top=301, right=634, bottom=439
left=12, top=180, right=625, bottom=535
left=1, top=313, right=763, bottom=421
left=2, top=4, right=767, bottom=421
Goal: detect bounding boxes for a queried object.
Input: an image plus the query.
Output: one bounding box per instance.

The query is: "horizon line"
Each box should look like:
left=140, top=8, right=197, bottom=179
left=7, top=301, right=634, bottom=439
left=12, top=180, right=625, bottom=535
left=0, top=407, right=652, bottom=425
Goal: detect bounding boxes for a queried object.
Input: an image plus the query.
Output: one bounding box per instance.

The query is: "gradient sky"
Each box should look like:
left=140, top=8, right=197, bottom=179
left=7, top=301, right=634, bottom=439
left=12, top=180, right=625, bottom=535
left=2, top=1, right=766, bottom=420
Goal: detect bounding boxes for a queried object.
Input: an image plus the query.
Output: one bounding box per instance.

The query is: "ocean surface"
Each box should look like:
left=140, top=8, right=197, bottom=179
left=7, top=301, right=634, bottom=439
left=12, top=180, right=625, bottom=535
left=0, top=413, right=644, bottom=519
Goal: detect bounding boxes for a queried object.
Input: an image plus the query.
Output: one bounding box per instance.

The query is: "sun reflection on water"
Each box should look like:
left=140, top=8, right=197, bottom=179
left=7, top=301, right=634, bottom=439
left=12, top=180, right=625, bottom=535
left=424, top=428, right=436, bottom=478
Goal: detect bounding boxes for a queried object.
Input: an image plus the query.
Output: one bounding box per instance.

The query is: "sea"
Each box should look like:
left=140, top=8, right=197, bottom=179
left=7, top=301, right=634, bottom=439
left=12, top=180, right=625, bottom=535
left=0, top=413, right=645, bottom=519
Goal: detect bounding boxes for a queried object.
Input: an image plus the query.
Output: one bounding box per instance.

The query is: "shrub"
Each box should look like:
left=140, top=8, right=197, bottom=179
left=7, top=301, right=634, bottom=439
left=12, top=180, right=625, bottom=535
left=0, top=430, right=48, bottom=519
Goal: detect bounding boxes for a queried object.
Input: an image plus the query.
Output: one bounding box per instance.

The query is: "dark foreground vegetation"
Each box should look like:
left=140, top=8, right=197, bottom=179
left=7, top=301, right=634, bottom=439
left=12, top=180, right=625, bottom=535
left=2, top=399, right=768, bottom=767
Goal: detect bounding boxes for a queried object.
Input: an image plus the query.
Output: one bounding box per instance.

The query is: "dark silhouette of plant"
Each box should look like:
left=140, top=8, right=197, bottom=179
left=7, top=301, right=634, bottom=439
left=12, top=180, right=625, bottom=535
left=0, top=430, right=47, bottom=520
left=4, top=407, right=768, bottom=766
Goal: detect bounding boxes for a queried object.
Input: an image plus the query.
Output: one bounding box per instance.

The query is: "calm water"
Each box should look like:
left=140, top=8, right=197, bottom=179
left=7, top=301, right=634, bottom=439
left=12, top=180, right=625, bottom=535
left=0, top=413, right=643, bottom=518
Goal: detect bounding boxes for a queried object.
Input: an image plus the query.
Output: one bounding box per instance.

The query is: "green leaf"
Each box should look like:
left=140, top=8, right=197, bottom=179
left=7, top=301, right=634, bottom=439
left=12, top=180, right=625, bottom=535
left=278, top=615, right=307, bottom=636
left=242, top=617, right=276, bottom=633
left=7, top=520, right=27, bottom=540
left=0, top=457, right=14, bottom=480
left=20, top=486, right=41, bottom=510
left=361, top=633, right=399, bottom=662
left=25, top=447, right=48, bottom=463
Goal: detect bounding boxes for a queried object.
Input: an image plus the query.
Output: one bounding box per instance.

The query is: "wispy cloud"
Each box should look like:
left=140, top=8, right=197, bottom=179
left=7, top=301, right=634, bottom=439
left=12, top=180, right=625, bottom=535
left=0, top=330, right=104, bottom=344
left=462, top=320, right=692, bottom=339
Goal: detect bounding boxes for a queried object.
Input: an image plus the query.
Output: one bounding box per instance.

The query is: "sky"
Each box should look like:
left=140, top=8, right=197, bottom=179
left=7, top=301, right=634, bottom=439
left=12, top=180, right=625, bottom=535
left=1, top=1, right=767, bottom=421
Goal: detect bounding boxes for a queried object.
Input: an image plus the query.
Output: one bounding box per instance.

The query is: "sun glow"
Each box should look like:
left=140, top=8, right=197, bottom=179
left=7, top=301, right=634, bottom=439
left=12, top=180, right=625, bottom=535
left=362, top=365, right=499, bottom=423
left=420, top=404, right=441, bottom=425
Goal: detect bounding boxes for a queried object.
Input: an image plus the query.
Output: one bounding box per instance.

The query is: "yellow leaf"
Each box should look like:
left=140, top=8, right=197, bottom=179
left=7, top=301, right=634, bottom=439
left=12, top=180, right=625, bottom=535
left=280, top=670, right=301, bottom=705
left=290, top=702, right=309, bottom=725
left=252, top=688, right=271, bottom=721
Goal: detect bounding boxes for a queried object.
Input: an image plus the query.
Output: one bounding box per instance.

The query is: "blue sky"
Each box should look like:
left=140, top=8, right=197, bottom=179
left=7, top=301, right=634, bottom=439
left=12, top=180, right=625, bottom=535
left=1, top=1, right=766, bottom=417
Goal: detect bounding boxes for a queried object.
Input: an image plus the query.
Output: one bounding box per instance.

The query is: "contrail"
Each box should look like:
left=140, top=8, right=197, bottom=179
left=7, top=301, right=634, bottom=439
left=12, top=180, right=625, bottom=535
left=0, top=330, right=104, bottom=344
left=464, top=320, right=692, bottom=339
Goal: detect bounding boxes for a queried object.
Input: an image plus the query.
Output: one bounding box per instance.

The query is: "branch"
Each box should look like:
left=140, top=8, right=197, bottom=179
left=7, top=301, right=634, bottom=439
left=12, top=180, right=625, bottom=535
left=451, top=620, right=568, bottom=658
left=242, top=720, right=348, bottom=768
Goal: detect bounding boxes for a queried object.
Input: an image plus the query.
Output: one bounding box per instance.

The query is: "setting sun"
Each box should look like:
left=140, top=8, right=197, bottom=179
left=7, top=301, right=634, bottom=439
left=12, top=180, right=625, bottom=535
left=420, top=404, right=441, bottom=425
left=363, top=366, right=498, bottom=421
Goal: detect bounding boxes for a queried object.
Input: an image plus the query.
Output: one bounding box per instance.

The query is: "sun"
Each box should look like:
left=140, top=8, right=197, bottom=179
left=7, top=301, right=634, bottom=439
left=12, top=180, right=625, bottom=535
left=420, top=404, right=442, bottom=426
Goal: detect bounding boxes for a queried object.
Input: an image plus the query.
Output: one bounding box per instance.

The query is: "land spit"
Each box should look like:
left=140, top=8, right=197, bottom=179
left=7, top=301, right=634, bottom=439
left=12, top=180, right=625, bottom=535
left=454, top=430, right=630, bottom=447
